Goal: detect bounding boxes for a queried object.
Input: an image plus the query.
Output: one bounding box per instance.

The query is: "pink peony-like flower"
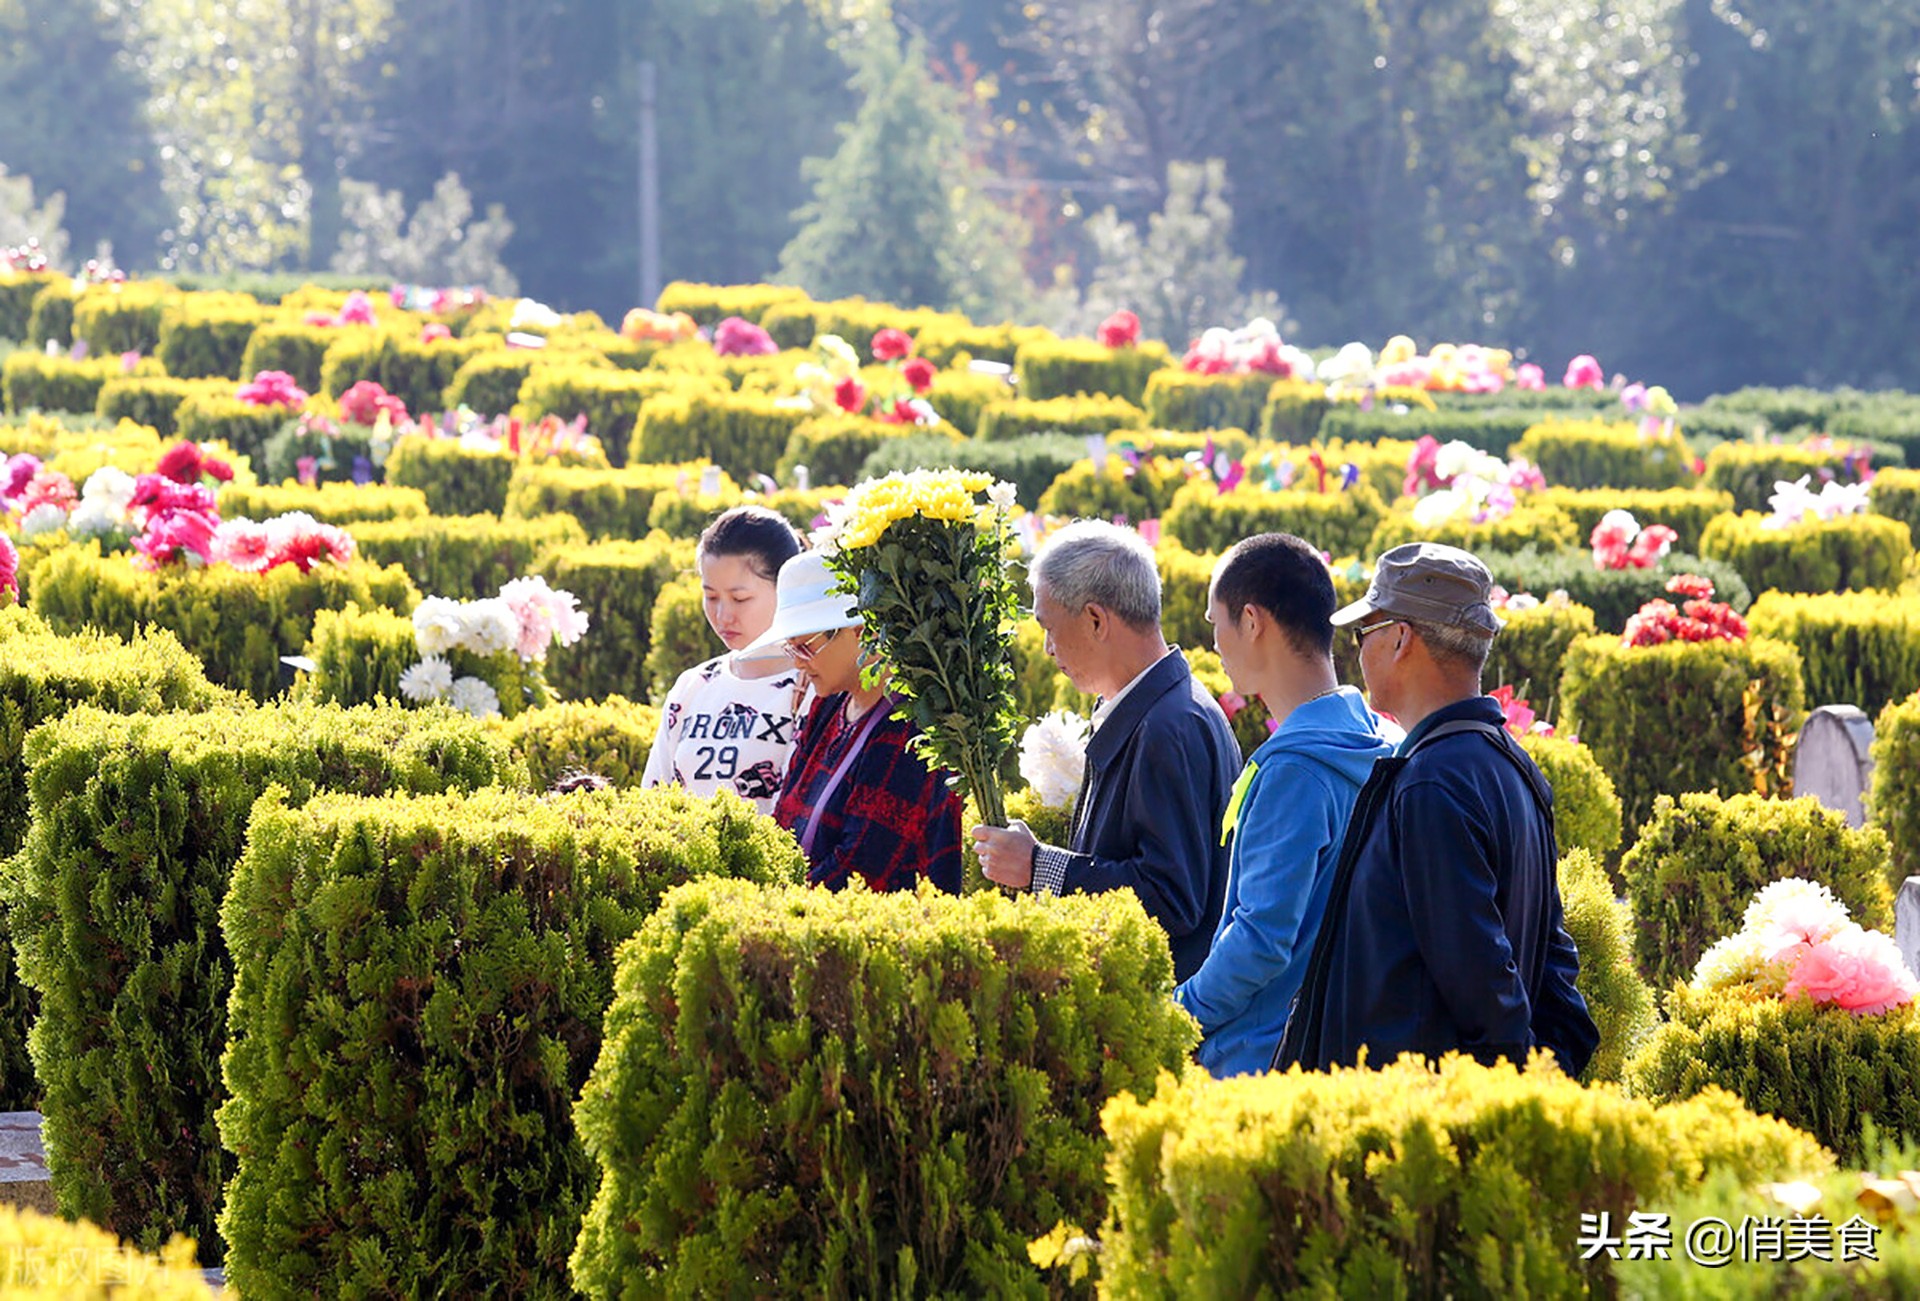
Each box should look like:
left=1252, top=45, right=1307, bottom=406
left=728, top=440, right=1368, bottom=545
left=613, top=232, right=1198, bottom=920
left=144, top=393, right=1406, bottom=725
left=337, top=290, right=377, bottom=326
left=712, top=316, right=777, bottom=357
left=132, top=509, right=217, bottom=569
left=1563, top=354, right=1605, bottom=389
left=212, top=518, right=275, bottom=572
left=419, top=322, right=453, bottom=344
left=1783, top=927, right=1920, bottom=1015
left=18, top=469, right=76, bottom=515
left=870, top=328, right=913, bottom=362
left=0, top=532, right=17, bottom=596
left=1514, top=362, right=1546, bottom=390
left=900, top=356, right=936, bottom=395
left=1489, top=684, right=1537, bottom=737
left=338, top=380, right=407, bottom=427
left=499, top=575, right=590, bottom=661
left=1627, top=523, right=1678, bottom=568
left=2, top=453, right=42, bottom=504
left=1097, top=310, right=1141, bottom=349
left=1666, top=573, right=1715, bottom=602
left=236, top=369, right=309, bottom=409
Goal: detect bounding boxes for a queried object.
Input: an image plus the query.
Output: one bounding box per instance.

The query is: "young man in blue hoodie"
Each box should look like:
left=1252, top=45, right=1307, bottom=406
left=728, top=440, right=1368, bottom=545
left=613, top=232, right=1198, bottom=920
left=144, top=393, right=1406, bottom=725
left=1174, top=533, right=1398, bottom=1077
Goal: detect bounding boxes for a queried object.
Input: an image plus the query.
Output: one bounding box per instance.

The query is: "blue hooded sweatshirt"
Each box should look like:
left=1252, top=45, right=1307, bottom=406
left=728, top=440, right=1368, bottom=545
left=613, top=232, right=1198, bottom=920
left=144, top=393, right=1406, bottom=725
left=1173, top=687, right=1396, bottom=1077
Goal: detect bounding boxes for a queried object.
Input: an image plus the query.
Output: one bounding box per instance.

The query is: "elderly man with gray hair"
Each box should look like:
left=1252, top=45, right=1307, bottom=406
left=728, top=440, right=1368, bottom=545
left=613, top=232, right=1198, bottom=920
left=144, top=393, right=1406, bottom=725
left=972, top=520, right=1240, bottom=982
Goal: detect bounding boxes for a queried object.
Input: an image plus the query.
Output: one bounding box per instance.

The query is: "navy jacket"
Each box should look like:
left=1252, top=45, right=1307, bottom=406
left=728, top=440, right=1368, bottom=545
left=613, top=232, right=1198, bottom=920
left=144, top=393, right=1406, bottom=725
left=1275, top=695, right=1599, bottom=1076
left=1057, top=651, right=1239, bottom=983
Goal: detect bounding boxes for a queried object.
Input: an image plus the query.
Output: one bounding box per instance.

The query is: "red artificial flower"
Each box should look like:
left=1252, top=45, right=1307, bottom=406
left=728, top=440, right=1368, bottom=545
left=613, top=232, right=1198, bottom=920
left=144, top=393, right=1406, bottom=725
left=420, top=322, right=453, bottom=344
left=155, top=441, right=205, bottom=485
left=834, top=376, right=868, bottom=414
left=302, top=311, right=337, bottom=328
left=1626, top=524, right=1678, bottom=569
left=1665, top=573, right=1715, bottom=602
left=1097, top=310, right=1141, bottom=349
left=339, top=380, right=408, bottom=427
left=870, top=328, right=913, bottom=362
left=900, top=356, right=936, bottom=395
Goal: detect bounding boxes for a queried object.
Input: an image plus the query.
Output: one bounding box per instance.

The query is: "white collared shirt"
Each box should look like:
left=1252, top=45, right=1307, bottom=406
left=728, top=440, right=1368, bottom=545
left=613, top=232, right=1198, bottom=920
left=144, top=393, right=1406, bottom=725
left=1091, top=648, right=1174, bottom=732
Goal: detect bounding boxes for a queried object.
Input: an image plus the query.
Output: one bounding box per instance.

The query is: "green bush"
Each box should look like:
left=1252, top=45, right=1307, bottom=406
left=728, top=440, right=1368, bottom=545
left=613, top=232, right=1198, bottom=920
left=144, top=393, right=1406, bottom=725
left=503, top=461, right=705, bottom=541
left=1532, top=486, right=1736, bottom=555
left=759, top=297, right=969, bottom=355
left=1481, top=546, right=1753, bottom=632
left=351, top=512, right=587, bottom=600
left=238, top=320, right=335, bottom=394
left=513, top=368, right=713, bottom=470
left=1366, top=500, right=1582, bottom=557
left=496, top=696, right=662, bottom=789
left=631, top=389, right=813, bottom=484
left=93, top=376, right=231, bottom=439
left=644, top=483, right=750, bottom=540
left=1699, top=385, right=1843, bottom=435
left=381, top=434, right=516, bottom=516
left=1166, top=479, right=1389, bottom=558
left=653, top=280, right=810, bottom=327
left=920, top=367, right=1013, bottom=436
left=37, top=417, right=164, bottom=482
left=1151, top=538, right=1216, bottom=653
left=3, top=352, right=163, bottom=414
left=1095, top=1054, right=1825, bottom=1298
left=532, top=534, right=694, bottom=703
left=1748, top=591, right=1920, bottom=717
left=443, top=348, right=608, bottom=416
left=1870, top=465, right=1920, bottom=538
left=570, top=878, right=1197, bottom=1298
left=1142, top=369, right=1277, bottom=432
left=643, top=573, right=720, bottom=701
left=1012, top=337, right=1170, bottom=404
left=1555, top=848, right=1656, bottom=1083
left=1620, top=791, right=1892, bottom=989
left=1036, top=456, right=1188, bottom=524
left=6, top=702, right=518, bottom=1259
left=912, top=321, right=1054, bottom=368
left=1869, top=690, right=1920, bottom=890
left=293, top=601, right=420, bottom=707
left=975, top=393, right=1148, bottom=444
left=1699, top=511, right=1913, bottom=595
left=1317, top=404, right=1541, bottom=451
left=1559, top=634, right=1804, bottom=841
left=25, top=278, right=74, bottom=348
left=70, top=282, right=177, bottom=357
left=1485, top=599, right=1596, bottom=720
left=1509, top=418, right=1696, bottom=490
left=155, top=295, right=266, bottom=380
left=28, top=544, right=419, bottom=700
left=774, top=412, right=957, bottom=488
left=216, top=481, right=428, bottom=525
left=1626, top=985, right=1920, bottom=1166
left=218, top=784, right=802, bottom=1295
left=859, top=432, right=1083, bottom=510
left=255, top=416, right=375, bottom=486
left=172, top=393, right=292, bottom=465
left=317, top=330, right=499, bottom=417
left=1703, top=440, right=1858, bottom=513
left=1832, top=393, right=1920, bottom=465
left=0, top=270, right=61, bottom=340
left=1519, top=731, right=1623, bottom=863
left=1258, top=379, right=1334, bottom=443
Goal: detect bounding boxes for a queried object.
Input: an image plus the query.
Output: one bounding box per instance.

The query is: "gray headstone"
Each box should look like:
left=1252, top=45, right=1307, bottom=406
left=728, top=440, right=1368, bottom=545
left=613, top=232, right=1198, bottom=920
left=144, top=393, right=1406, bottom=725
left=0, top=1111, right=53, bottom=1216
left=1899, top=878, right=1920, bottom=980
left=1792, top=704, right=1877, bottom=827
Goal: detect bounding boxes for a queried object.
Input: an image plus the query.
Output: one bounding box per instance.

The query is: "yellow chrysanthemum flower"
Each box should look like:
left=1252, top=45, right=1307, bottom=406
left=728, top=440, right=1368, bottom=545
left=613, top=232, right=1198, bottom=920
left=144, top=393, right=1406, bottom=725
left=835, top=469, right=997, bottom=551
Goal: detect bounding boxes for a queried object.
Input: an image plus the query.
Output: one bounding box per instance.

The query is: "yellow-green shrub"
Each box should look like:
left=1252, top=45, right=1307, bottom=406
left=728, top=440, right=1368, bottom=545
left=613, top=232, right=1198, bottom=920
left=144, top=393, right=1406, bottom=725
left=1748, top=590, right=1920, bottom=717
left=1143, top=369, right=1277, bottom=432
left=1533, top=486, right=1737, bottom=554
left=0, top=1204, right=215, bottom=1298
left=570, top=879, right=1197, bottom=1298
left=172, top=392, right=291, bottom=464
left=317, top=329, right=499, bottom=417
left=496, top=695, right=661, bottom=789
left=1704, top=440, right=1858, bottom=513
left=963, top=787, right=1074, bottom=893
left=28, top=545, right=418, bottom=700
left=645, top=484, right=745, bottom=539
left=380, top=434, right=516, bottom=515
left=653, top=279, right=810, bottom=326
left=532, top=534, right=694, bottom=702
left=24, top=277, right=74, bottom=348
left=503, top=460, right=702, bottom=541
left=1699, top=510, right=1913, bottom=595
left=1559, top=634, right=1804, bottom=841
left=1626, top=984, right=1920, bottom=1165
left=629, top=389, right=808, bottom=484
left=155, top=294, right=266, bottom=379
left=1622, top=792, right=1893, bottom=988
left=1166, top=479, right=1389, bottom=558
left=774, top=411, right=958, bottom=487
left=93, top=375, right=231, bottom=439
left=3, top=352, right=163, bottom=414
left=1012, top=337, right=1171, bottom=404
left=1095, top=1055, right=1825, bottom=1298
left=216, top=480, right=428, bottom=525
left=1521, top=732, right=1623, bottom=862
left=921, top=367, right=1013, bottom=436
left=238, top=320, right=335, bottom=393
left=0, top=411, right=62, bottom=457
left=1367, top=499, right=1582, bottom=556
left=294, top=602, right=420, bottom=707
left=913, top=320, right=1054, bottom=368
left=1510, top=418, right=1696, bottom=490
left=1486, top=599, right=1597, bottom=719
left=1869, top=465, right=1920, bottom=538
left=759, top=296, right=969, bottom=354
left=975, top=393, right=1148, bottom=443
left=1556, top=848, right=1656, bottom=1082
left=1037, top=456, right=1188, bottom=523
left=38, top=418, right=165, bottom=481
left=1154, top=536, right=1216, bottom=651
left=1257, top=379, right=1332, bottom=443
left=0, top=269, right=61, bottom=340
left=350, top=512, right=587, bottom=600
left=442, top=347, right=615, bottom=415
left=1869, top=690, right=1920, bottom=889
left=70, top=281, right=177, bottom=356
left=643, top=573, right=720, bottom=701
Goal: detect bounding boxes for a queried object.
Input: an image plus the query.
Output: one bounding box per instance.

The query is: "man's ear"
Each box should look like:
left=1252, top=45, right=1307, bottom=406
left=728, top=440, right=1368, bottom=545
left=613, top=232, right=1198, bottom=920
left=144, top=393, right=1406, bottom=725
left=1084, top=602, right=1110, bottom=640
left=1237, top=602, right=1266, bottom=642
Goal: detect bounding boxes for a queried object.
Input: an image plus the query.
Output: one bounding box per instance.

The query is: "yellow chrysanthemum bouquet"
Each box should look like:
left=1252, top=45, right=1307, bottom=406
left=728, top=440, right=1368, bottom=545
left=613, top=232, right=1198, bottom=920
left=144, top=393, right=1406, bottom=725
left=819, top=469, right=1022, bottom=829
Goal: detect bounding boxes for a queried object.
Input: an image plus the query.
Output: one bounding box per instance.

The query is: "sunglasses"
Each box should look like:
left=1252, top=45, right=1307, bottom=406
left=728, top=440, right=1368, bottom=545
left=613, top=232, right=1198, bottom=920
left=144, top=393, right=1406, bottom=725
left=782, top=628, right=841, bottom=662
left=1353, top=616, right=1401, bottom=645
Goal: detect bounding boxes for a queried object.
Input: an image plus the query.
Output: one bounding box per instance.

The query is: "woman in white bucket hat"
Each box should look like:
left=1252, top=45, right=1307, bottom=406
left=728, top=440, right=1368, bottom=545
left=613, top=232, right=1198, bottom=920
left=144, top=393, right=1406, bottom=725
left=740, top=550, right=962, bottom=894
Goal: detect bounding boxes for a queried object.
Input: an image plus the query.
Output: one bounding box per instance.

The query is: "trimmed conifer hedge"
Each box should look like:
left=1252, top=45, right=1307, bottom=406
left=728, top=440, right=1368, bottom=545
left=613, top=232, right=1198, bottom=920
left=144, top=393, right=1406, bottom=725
left=155, top=294, right=266, bottom=380
left=1012, top=337, right=1171, bottom=404
left=1869, top=690, right=1920, bottom=891
left=1747, top=591, right=1920, bottom=717
left=6, top=703, right=519, bottom=1261
left=1699, top=510, right=1913, bottom=595
left=70, top=282, right=176, bottom=357
left=3, top=353, right=164, bottom=415
left=215, top=481, right=429, bottom=525
left=218, top=785, right=803, bottom=1295
left=317, top=330, right=499, bottom=417
left=496, top=696, right=661, bottom=789
left=1480, top=547, right=1752, bottom=632
left=775, top=412, right=956, bottom=488
left=1365, top=500, right=1581, bottom=557
left=1485, top=600, right=1596, bottom=720
left=172, top=392, right=292, bottom=465
left=1557, top=848, right=1654, bottom=1082
left=238, top=320, right=334, bottom=394
left=1531, top=486, right=1736, bottom=554
left=532, top=534, right=695, bottom=703
left=93, top=376, right=232, bottom=439
left=1141, top=369, right=1275, bottom=432
left=1509, top=418, right=1695, bottom=490
left=631, top=390, right=812, bottom=484
left=349, top=511, right=587, bottom=600
left=570, top=879, right=1196, bottom=1298
left=502, top=462, right=704, bottom=541
left=381, top=434, right=519, bottom=516
left=1521, top=734, right=1622, bottom=862
left=1037, top=457, right=1188, bottom=525
left=974, top=393, right=1149, bottom=444
left=1702, top=440, right=1857, bottom=513
left=1165, top=480, right=1388, bottom=558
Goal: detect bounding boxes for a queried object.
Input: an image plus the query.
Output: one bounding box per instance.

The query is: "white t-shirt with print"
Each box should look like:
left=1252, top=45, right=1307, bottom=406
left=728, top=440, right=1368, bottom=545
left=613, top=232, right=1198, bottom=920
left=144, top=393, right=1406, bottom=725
left=642, top=654, right=806, bottom=814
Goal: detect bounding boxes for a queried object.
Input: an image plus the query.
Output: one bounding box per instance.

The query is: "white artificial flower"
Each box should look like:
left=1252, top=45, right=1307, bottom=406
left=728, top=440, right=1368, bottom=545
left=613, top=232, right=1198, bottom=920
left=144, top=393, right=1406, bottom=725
left=66, top=497, right=123, bottom=538
left=1765, top=475, right=1818, bottom=529
left=81, top=465, right=137, bottom=511
left=1019, top=710, right=1093, bottom=809
left=1411, top=488, right=1464, bottom=528
left=1596, top=508, right=1640, bottom=539
left=457, top=597, right=521, bottom=656
left=1277, top=344, right=1317, bottom=381
left=447, top=675, right=502, bottom=719
left=1741, top=878, right=1852, bottom=941
left=1432, top=439, right=1486, bottom=484
left=509, top=298, right=563, bottom=331
left=1691, top=931, right=1769, bottom=992
left=1815, top=479, right=1871, bottom=520
left=1317, top=341, right=1375, bottom=385
left=398, top=657, right=453, bottom=703
left=412, top=596, right=466, bottom=657
left=18, top=502, right=67, bottom=537
left=987, top=480, right=1018, bottom=511
left=816, top=334, right=860, bottom=376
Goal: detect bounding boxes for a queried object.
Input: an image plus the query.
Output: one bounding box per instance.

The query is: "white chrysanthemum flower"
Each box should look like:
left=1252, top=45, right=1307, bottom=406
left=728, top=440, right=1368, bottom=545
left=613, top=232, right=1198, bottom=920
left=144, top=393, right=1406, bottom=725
left=67, top=497, right=123, bottom=538
left=457, top=597, right=521, bottom=656
left=19, top=502, right=67, bottom=537
left=1691, top=931, right=1769, bottom=992
left=1019, top=710, right=1092, bottom=809
left=1411, top=488, right=1464, bottom=528
left=987, top=480, right=1018, bottom=511
left=398, top=657, right=453, bottom=702
left=81, top=465, right=138, bottom=511
left=412, top=596, right=466, bottom=656
left=1742, top=878, right=1851, bottom=939
left=447, top=675, right=502, bottom=719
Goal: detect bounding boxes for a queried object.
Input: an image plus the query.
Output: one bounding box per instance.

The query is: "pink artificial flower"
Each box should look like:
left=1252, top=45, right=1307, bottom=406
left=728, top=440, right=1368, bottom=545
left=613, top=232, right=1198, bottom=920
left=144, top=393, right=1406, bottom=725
left=302, top=311, right=338, bottom=328
left=155, top=441, right=208, bottom=485
left=120, top=351, right=142, bottom=373
left=296, top=457, right=318, bottom=487
left=499, top=575, right=590, bottom=660
left=1563, top=354, right=1605, bottom=390
left=212, top=519, right=275, bottom=572
left=1627, top=524, right=1678, bottom=568
left=1783, top=929, right=1920, bottom=1015
left=336, top=291, right=377, bottom=326
left=712, top=316, right=777, bottom=357
left=1219, top=691, right=1246, bottom=720
left=236, top=370, right=309, bottom=410
left=0, top=532, right=17, bottom=596
left=1515, top=362, right=1546, bottom=390
left=1666, top=573, right=1715, bottom=602
left=132, top=509, right=217, bottom=569
left=1404, top=436, right=1444, bottom=497
left=1097, top=310, right=1141, bottom=349
left=19, top=469, right=77, bottom=515
left=338, top=380, right=407, bottom=427
left=420, top=322, right=453, bottom=344
left=1137, top=519, right=1161, bottom=548
left=2, top=453, right=42, bottom=503
left=900, top=357, right=936, bottom=395
left=1621, top=382, right=1649, bottom=413
left=870, top=328, right=913, bottom=362
left=834, top=376, right=868, bottom=415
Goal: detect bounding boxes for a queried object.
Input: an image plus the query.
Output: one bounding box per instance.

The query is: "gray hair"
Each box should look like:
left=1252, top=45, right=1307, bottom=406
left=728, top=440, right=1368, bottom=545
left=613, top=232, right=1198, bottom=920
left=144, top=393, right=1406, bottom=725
left=1030, top=520, right=1161, bottom=630
left=1407, top=618, right=1494, bottom=674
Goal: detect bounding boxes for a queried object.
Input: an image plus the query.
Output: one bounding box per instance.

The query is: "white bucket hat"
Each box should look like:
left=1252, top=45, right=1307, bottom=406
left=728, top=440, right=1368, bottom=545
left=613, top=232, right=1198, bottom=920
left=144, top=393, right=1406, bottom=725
left=736, top=551, right=862, bottom=665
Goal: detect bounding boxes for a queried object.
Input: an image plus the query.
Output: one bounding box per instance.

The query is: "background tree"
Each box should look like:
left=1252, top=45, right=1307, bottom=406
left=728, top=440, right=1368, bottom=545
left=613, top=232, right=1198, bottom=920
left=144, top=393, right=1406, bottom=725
left=331, top=172, right=518, bottom=293
left=0, top=167, right=70, bottom=268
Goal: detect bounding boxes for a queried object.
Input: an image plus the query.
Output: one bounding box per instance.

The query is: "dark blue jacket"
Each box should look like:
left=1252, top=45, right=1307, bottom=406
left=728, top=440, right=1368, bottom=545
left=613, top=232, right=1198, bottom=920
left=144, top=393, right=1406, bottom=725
left=1058, top=651, right=1239, bottom=983
left=1275, top=696, right=1599, bottom=1075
